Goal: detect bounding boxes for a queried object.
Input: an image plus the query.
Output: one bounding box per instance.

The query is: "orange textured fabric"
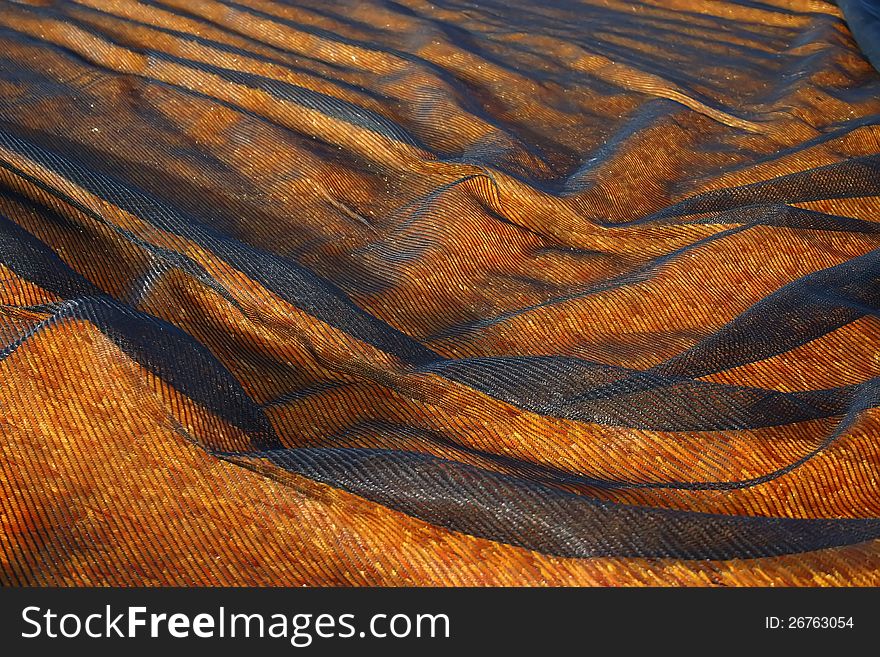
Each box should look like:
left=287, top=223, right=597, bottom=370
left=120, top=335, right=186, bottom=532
left=1, top=0, right=879, bottom=586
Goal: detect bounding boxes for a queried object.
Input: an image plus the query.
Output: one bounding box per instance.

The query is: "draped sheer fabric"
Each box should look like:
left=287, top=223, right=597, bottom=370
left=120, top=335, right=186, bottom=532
left=1, top=0, right=879, bottom=586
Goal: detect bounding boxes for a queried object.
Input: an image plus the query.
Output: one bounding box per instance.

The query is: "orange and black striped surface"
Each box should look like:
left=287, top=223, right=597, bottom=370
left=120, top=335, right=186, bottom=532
left=1, top=0, right=879, bottom=586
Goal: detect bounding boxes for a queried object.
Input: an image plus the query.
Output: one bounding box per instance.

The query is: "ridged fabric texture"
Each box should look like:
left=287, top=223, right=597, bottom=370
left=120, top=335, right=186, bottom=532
left=1, top=0, right=879, bottom=586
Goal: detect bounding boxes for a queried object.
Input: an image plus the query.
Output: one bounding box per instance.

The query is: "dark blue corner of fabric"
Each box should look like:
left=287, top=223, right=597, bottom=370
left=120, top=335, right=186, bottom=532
left=839, top=0, right=880, bottom=72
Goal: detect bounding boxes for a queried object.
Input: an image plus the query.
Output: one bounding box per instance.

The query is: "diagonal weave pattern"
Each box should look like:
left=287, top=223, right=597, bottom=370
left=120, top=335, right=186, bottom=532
left=0, top=0, right=879, bottom=586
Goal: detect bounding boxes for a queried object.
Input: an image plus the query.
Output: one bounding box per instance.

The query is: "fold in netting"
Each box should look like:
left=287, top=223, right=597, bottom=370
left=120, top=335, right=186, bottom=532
left=1, top=0, right=879, bottom=586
